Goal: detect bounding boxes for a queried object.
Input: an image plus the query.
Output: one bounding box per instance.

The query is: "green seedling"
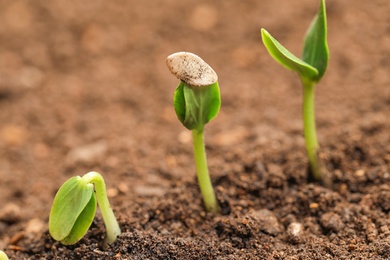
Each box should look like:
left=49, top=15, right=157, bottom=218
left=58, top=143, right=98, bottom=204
left=49, top=171, right=121, bottom=245
left=166, top=52, right=220, bottom=213
left=0, top=250, right=8, bottom=260
left=261, top=0, right=330, bottom=185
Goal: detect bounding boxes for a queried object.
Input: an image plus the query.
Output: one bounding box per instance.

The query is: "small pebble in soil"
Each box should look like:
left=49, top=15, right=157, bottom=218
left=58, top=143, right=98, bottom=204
left=287, top=222, right=305, bottom=244
left=250, top=209, right=284, bottom=236
left=320, top=212, right=344, bottom=233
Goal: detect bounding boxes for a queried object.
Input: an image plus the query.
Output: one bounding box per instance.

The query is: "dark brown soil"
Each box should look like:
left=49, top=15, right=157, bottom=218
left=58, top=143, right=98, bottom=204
left=1, top=0, right=389, bottom=259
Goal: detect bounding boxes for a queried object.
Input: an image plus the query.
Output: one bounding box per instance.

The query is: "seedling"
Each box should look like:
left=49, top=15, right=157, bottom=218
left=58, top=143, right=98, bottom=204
left=49, top=171, right=121, bottom=245
left=166, top=52, right=220, bottom=213
left=261, top=0, right=330, bottom=185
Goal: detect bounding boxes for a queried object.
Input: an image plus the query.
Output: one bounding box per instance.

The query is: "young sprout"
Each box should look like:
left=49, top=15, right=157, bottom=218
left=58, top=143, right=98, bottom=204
left=166, top=52, right=220, bottom=213
left=49, top=171, right=121, bottom=245
left=0, top=250, right=8, bottom=260
left=261, top=0, right=330, bottom=185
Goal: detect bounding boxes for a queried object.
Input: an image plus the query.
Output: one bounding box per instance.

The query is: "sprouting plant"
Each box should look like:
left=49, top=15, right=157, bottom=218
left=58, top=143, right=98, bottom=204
left=166, top=52, right=221, bottom=213
left=49, top=171, right=121, bottom=245
left=261, top=0, right=330, bottom=185
left=0, top=250, right=8, bottom=260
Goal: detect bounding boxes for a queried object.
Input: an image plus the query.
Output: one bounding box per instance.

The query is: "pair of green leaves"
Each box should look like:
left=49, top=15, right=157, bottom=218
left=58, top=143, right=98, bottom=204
left=49, top=176, right=97, bottom=245
left=49, top=172, right=121, bottom=245
left=174, top=81, right=221, bottom=131
left=261, top=0, right=328, bottom=83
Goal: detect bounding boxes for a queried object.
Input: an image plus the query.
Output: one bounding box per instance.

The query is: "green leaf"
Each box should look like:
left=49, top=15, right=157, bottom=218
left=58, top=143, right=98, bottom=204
left=173, top=81, right=186, bottom=126
left=49, top=176, right=95, bottom=242
left=302, top=0, right=329, bottom=81
left=201, top=82, right=220, bottom=124
left=60, top=193, right=97, bottom=245
left=174, top=82, right=221, bottom=131
left=261, top=28, right=318, bottom=80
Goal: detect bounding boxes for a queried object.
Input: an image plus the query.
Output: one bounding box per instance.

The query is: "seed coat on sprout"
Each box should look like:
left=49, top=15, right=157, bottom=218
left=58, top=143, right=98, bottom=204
left=166, top=52, right=218, bottom=87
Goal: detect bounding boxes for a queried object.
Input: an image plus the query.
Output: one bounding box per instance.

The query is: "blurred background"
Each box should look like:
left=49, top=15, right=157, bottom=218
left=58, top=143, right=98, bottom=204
left=0, top=0, right=388, bottom=242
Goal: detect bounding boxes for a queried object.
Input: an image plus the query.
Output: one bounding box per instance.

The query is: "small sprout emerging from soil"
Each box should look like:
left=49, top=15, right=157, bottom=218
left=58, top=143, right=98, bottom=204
left=261, top=0, right=330, bottom=185
left=0, top=250, right=8, bottom=260
left=166, top=52, right=220, bottom=213
left=49, top=171, right=121, bottom=245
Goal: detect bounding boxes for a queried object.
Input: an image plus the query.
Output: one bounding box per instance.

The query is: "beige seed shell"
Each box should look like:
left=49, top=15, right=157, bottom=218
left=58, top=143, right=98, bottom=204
left=166, top=52, right=218, bottom=87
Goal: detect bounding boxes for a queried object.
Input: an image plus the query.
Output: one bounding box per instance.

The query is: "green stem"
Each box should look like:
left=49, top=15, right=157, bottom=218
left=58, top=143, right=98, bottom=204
left=82, top=172, right=121, bottom=244
left=192, top=128, right=219, bottom=213
left=301, top=78, right=321, bottom=181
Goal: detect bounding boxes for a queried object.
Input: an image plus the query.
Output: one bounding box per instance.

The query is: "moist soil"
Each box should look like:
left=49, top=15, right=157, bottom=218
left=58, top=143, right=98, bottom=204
left=0, top=0, right=389, bottom=259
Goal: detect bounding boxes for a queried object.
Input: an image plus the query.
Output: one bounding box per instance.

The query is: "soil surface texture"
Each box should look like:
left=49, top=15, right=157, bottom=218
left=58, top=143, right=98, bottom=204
left=0, top=0, right=389, bottom=259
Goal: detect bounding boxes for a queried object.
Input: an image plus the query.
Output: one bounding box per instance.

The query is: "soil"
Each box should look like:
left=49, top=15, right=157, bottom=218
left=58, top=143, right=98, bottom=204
left=0, top=0, right=389, bottom=259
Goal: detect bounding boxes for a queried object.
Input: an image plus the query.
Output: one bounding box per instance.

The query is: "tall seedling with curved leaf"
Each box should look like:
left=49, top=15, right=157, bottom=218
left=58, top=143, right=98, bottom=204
left=261, top=0, right=330, bottom=185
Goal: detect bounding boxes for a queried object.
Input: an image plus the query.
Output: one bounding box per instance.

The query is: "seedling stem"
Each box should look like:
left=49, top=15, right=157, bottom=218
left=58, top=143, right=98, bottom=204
left=261, top=0, right=330, bottom=185
left=301, top=78, right=320, bottom=180
left=82, top=172, right=121, bottom=244
left=192, top=128, right=218, bottom=213
left=166, top=52, right=221, bottom=213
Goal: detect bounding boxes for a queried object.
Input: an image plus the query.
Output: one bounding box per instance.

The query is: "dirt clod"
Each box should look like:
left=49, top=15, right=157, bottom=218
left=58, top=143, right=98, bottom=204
left=250, top=209, right=284, bottom=236
left=320, top=212, right=344, bottom=233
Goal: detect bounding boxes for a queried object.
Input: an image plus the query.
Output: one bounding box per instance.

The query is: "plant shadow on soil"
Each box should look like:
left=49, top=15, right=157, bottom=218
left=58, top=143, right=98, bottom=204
left=0, top=0, right=389, bottom=259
